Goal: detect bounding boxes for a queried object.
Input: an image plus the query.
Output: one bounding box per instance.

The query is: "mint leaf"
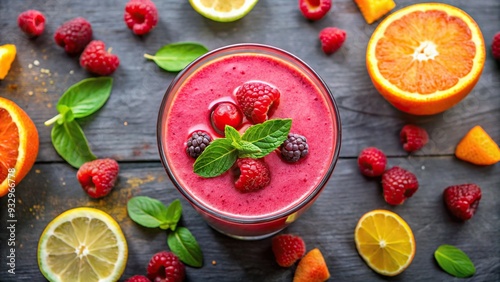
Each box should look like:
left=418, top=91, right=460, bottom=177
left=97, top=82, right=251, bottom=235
left=161, top=199, right=182, bottom=231
left=225, top=125, right=241, bottom=144
left=242, top=118, right=292, bottom=158
left=144, top=42, right=208, bottom=72
left=51, top=120, right=96, bottom=168
left=167, top=227, right=203, bottom=267
left=237, top=140, right=262, bottom=156
left=127, top=196, right=169, bottom=229
left=57, top=77, right=113, bottom=119
left=193, top=138, right=237, bottom=178
left=434, top=245, right=475, bottom=278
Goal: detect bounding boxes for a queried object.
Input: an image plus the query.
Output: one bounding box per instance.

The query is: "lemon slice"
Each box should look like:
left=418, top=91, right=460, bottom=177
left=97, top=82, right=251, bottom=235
left=38, top=207, right=128, bottom=282
left=189, top=0, right=259, bottom=22
left=354, top=210, right=416, bottom=276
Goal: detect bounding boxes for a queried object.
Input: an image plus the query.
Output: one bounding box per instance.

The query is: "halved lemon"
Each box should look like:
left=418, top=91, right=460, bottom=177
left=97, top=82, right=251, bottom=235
left=189, top=0, right=259, bottom=22
left=354, top=210, right=416, bottom=276
left=366, top=3, right=485, bottom=115
left=38, top=207, right=128, bottom=282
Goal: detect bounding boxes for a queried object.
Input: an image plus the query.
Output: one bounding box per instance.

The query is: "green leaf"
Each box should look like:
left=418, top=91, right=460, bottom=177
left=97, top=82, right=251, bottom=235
left=241, top=118, right=292, bottom=158
left=51, top=120, right=96, bottom=168
left=237, top=140, right=262, bottom=156
left=434, top=244, right=476, bottom=278
left=144, top=42, right=208, bottom=72
left=225, top=125, right=241, bottom=143
left=161, top=199, right=182, bottom=231
left=57, top=77, right=113, bottom=119
left=127, top=196, right=169, bottom=229
left=167, top=227, right=203, bottom=267
left=193, top=138, right=238, bottom=178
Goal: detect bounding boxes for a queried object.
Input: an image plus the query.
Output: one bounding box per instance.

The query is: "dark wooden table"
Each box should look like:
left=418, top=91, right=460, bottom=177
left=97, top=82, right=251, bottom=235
left=1, top=0, right=499, bottom=281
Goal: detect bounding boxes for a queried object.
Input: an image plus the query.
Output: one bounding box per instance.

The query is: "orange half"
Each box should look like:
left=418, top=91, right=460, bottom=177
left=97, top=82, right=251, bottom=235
left=366, top=3, right=485, bottom=115
left=0, top=97, right=39, bottom=197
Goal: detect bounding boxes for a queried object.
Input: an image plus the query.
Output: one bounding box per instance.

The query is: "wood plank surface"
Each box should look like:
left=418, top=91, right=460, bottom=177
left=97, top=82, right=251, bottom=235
left=0, top=0, right=499, bottom=281
left=1, top=159, right=499, bottom=281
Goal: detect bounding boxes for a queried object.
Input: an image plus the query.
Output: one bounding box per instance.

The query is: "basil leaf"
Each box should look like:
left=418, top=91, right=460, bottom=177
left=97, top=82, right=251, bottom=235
left=167, top=227, right=203, bottom=267
left=242, top=118, right=292, bottom=158
left=434, top=245, right=475, bottom=278
left=51, top=120, right=96, bottom=168
left=161, top=199, right=182, bottom=231
left=57, top=77, right=113, bottom=119
left=127, top=196, right=169, bottom=229
left=144, top=42, right=208, bottom=72
left=193, top=138, right=238, bottom=178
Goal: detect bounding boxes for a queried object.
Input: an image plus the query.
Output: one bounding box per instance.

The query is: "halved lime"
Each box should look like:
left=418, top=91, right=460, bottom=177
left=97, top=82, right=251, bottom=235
left=189, top=0, right=259, bottom=22
left=38, top=207, right=128, bottom=282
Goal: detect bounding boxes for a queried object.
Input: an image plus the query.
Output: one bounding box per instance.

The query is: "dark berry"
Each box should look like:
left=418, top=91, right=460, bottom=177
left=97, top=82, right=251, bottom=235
left=211, top=102, right=243, bottom=134
left=444, top=184, right=482, bottom=221
left=147, top=251, right=185, bottom=282
left=186, top=131, right=211, bottom=158
left=234, top=158, right=271, bottom=192
left=124, top=0, right=159, bottom=35
left=400, top=124, right=429, bottom=152
left=382, top=166, right=419, bottom=205
left=17, top=10, right=46, bottom=37
left=280, top=133, right=309, bottom=163
left=79, top=40, right=120, bottom=76
left=357, top=147, right=387, bottom=177
left=54, top=17, right=92, bottom=54
left=235, top=81, right=280, bottom=124
left=76, top=158, right=119, bottom=198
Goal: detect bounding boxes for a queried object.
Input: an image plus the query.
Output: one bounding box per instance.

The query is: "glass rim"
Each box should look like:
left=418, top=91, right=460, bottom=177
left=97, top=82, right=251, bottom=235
left=157, top=43, right=342, bottom=224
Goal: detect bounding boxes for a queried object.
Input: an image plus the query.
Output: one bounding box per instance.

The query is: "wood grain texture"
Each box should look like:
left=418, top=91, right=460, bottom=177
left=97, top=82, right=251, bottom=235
left=0, top=159, right=499, bottom=281
left=0, top=0, right=499, bottom=281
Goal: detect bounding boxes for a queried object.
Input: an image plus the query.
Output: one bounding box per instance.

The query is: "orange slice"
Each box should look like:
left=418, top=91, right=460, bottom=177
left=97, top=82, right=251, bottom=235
left=353, top=0, right=396, bottom=24
left=0, top=97, right=39, bottom=197
left=354, top=210, right=416, bottom=276
left=366, top=3, right=485, bottom=115
left=0, top=44, right=16, bottom=79
left=455, top=125, right=500, bottom=165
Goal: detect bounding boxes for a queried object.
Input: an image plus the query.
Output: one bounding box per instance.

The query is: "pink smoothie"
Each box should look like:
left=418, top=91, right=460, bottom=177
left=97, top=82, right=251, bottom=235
left=161, top=51, right=338, bottom=221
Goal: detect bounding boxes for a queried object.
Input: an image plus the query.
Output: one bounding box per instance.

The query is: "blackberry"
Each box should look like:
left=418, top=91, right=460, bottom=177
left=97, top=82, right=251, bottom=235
left=281, top=133, right=309, bottom=163
left=186, top=131, right=211, bottom=158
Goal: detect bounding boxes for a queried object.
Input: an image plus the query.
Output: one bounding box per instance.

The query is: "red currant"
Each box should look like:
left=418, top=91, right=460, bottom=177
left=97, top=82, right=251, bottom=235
left=211, top=102, right=243, bottom=134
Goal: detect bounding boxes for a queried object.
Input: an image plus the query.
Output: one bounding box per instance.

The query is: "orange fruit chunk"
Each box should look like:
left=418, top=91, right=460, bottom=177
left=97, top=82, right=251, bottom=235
left=353, top=0, right=396, bottom=24
left=366, top=3, right=485, bottom=115
left=293, top=248, right=330, bottom=282
left=0, top=44, right=16, bottom=79
left=354, top=210, right=415, bottom=276
left=0, top=97, right=39, bottom=197
left=455, top=125, right=500, bottom=165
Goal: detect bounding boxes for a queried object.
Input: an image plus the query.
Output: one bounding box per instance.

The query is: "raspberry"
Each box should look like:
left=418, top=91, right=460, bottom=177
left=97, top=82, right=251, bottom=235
left=319, top=27, right=347, bottom=55
left=234, top=158, right=271, bottom=192
left=272, top=234, right=306, bottom=267
left=79, top=40, right=120, bottom=76
left=381, top=167, right=419, bottom=205
left=235, top=81, right=280, bottom=124
left=357, top=147, right=387, bottom=177
left=54, top=17, right=92, bottom=54
left=124, top=0, right=159, bottom=35
left=299, top=0, right=332, bottom=21
left=280, top=133, right=309, bottom=163
left=210, top=102, right=243, bottom=134
left=17, top=10, right=46, bottom=37
left=492, top=32, right=500, bottom=60
left=125, top=275, right=151, bottom=282
left=76, top=158, right=119, bottom=199
left=444, top=184, right=482, bottom=221
left=147, top=251, right=185, bottom=282
left=400, top=124, right=429, bottom=152
left=186, top=131, right=212, bottom=158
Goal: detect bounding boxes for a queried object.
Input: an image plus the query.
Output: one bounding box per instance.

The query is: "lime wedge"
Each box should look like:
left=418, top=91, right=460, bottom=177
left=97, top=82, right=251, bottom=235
left=189, top=0, right=259, bottom=22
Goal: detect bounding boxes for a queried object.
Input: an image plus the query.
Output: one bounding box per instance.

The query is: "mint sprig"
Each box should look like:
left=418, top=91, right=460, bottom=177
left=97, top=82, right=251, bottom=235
left=434, top=244, right=475, bottom=278
left=44, top=77, right=113, bottom=168
left=194, top=118, right=292, bottom=178
left=127, top=196, right=203, bottom=267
